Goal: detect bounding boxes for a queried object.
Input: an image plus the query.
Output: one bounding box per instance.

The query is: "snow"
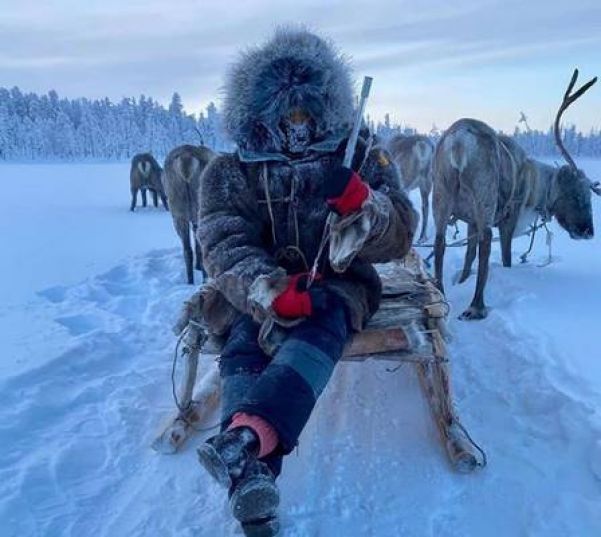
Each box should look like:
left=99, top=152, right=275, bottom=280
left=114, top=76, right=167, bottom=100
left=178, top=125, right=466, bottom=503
left=0, top=163, right=179, bottom=378
left=1, top=160, right=600, bottom=536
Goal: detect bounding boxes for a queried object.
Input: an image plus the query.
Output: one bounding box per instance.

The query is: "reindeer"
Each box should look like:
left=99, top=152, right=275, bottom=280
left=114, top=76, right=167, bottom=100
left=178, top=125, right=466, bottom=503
left=433, top=69, right=599, bottom=320
left=163, top=144, right=215, bottom=284
left=388, top=134, right=434, bottom=242
left=129, top=153, right=169, bottom=211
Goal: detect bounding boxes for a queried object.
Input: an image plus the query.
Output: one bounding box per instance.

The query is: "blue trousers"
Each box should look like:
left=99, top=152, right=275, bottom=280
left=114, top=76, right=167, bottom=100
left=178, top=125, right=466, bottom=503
left=219, top=296, right=351, bottom=475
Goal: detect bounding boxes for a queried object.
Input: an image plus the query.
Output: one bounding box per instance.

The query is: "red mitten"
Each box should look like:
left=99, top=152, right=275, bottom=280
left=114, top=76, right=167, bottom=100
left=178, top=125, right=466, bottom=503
left=325, top=167, right=370, bottom=216
left=272, top=274, right=313, bottom=319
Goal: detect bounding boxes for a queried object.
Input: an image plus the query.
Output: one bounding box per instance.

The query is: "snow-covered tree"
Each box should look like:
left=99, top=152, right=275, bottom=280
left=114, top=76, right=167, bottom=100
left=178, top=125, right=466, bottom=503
left=0, top=87, right=231, bottom=161
left=0, top=86, right=599, bottom=161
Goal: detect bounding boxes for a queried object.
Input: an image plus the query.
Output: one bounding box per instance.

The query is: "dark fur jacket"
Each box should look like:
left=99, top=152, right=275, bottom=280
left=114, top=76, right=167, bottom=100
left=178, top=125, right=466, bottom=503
left=196, top=29, right=417, bottom=350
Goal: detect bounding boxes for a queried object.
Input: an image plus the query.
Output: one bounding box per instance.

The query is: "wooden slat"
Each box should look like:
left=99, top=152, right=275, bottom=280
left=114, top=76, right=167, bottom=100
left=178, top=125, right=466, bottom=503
left=344, top=327, right=409, bottom=357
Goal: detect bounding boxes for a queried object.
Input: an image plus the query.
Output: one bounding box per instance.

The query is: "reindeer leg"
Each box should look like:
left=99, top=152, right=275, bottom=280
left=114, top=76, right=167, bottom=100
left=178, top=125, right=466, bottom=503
left=434, top=231, right=446, bottom=295
left=130, top=188, right=138, bottom=212
left=152, top=190, right=159, bottom=207
left=433, top=181, right=453, bottom=296
left=192, top=223, right=205, bottom=276
left=141, top=189, right=148, bottom=208
left=418, top=185, right=430, bottom=243
left=460, top=227, right=492, bottom=320
left=457, top=223, right=477, bottom=284
left=174, top=217, right=194, bottom=284
left=161, top=193, right=169, bottom=211
left=499, top=212, right=519, bottom=268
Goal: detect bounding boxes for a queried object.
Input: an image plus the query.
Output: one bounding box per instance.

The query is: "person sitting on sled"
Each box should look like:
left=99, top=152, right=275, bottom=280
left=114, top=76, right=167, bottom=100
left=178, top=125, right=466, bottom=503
left=195, top=28, right=418, bottom=536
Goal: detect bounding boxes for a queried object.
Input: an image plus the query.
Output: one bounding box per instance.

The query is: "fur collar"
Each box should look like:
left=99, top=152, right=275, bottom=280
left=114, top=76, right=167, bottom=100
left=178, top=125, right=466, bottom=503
left=223, top=28, right=355, bottom=155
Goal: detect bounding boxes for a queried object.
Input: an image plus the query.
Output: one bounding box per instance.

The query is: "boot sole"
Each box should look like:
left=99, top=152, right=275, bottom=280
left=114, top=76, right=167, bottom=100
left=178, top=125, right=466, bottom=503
left=197, top=443, right=232, bottom=489
left=230, top=475, right=280, bottom=524
left=241, top=516, right=280, bottom=537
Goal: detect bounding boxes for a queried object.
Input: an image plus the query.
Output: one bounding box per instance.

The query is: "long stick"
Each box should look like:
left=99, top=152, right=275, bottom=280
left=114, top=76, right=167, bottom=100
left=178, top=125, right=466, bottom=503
left=343, top=76, right=373, bottom=168
left=307, top=76, right=373, bottom=288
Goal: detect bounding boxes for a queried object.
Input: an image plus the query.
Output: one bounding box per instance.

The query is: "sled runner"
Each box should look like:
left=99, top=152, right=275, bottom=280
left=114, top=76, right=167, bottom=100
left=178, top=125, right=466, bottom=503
left=152, top=249, right=486, bottom=473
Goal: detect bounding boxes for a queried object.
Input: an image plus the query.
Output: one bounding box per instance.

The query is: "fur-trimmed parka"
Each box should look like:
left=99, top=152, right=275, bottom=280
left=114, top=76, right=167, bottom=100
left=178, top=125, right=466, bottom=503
left=197, top=29, right=417, bottom=349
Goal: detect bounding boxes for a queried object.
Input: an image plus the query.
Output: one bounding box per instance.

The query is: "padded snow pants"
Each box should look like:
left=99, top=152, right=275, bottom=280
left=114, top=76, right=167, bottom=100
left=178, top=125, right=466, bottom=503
left=219, top=295, right=351, bottom=476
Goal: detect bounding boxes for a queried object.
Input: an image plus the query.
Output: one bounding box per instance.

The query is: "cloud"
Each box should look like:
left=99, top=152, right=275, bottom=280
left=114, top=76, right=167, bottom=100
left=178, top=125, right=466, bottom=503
left=1, top=0, right=600, bottom=132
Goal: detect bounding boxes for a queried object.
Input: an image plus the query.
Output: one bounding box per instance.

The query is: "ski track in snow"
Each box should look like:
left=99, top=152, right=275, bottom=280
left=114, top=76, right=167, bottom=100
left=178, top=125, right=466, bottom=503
left=1, top=162, right=601, bottom=536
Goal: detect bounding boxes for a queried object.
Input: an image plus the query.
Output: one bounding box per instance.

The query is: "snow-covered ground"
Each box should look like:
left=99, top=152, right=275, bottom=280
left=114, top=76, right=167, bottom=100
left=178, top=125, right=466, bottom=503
left=1, top=161, right=600, bottom=537
left=0, top=163, right=178, bottom=378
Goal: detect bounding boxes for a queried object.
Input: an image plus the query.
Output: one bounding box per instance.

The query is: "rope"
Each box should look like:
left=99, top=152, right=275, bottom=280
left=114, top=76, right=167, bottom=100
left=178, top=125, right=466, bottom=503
left=519, top=215, right=541, bottom=263
left=262, top=162, right=312, bottom=272
left=537, top=222, right=554, bottom=267
left=452, top=220, right=460, bottom=240
left=171, top=323, right=224, bottom=433
left=416, top=231, right=478, bottom=250
left=307, top=213, right=334, bottom=287
left=171, top=328, right=189, bottom=413
left=385, top=355, right=448, bottom=373
left=452, top=418, right=488, bottom=468
left=288, top=168, right=310, bottom=271
left=418, top=218, right=548, bottom=265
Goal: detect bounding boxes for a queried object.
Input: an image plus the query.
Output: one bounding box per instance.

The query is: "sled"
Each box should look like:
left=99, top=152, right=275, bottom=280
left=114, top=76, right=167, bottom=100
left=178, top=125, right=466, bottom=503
left=152, top=249, right=486, bottom=473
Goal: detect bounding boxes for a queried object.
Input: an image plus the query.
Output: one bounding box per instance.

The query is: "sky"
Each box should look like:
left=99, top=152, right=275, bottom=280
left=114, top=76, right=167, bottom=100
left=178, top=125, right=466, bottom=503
left=2, top=0, right=601, bottom=133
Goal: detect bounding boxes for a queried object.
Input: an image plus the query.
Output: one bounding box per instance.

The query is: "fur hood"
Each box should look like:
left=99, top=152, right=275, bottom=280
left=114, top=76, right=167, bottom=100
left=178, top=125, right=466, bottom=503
left=223, top=28, right=355, bottom=156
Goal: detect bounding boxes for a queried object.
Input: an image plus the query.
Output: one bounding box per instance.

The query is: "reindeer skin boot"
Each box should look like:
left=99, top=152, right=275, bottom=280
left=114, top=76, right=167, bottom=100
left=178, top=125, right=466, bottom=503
left=197, top=427, right=280, bottom=536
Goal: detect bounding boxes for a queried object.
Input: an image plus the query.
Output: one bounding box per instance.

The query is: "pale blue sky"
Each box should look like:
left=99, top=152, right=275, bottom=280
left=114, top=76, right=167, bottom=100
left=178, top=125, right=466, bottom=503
left=1, top=0, right=600, bottom=132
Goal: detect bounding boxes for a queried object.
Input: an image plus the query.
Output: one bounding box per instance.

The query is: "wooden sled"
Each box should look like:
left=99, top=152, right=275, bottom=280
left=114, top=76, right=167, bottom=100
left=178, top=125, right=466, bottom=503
left=152, top=249, right=486, bottom=473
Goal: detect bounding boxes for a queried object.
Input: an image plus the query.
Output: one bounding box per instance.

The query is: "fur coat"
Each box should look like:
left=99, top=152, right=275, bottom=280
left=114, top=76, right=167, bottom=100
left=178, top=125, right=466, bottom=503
left=196, top=29, right=417, bottom=351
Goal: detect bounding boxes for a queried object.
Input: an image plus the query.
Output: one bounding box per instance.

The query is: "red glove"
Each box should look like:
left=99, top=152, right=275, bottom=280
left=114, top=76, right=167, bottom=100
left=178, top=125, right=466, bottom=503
left=325, top=167, right=370, bottom=216
left=272, top=273, right=326, bottom=319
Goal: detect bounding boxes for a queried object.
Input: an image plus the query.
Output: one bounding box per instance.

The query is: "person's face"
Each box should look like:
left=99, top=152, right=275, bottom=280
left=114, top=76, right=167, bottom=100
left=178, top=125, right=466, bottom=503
left=280, top=108, right=315, bottom=154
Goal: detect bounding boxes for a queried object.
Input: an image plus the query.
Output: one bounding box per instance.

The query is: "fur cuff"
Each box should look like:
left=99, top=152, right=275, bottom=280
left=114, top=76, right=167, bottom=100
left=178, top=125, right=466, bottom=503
left=247, top=268, right=288, bottom=323
left=329, top=190, right=390, bottom=272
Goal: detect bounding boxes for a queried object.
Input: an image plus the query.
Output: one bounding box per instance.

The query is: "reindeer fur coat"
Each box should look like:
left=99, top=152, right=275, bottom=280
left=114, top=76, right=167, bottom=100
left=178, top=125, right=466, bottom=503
left=197, top=29, right=417, bottom=349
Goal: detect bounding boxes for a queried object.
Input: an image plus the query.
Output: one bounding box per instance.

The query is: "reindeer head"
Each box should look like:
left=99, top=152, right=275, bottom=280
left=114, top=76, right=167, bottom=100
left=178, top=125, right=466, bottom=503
left=551, top=69, right=598, bottom=240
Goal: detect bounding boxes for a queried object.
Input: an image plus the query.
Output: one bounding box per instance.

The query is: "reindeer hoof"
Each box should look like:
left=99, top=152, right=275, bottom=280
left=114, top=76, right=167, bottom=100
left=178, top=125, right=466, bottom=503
left=459, top=306, right=488, bottom=321
left=457, top=274, right=471, bottom=285
left=453, top=270, right=472, bottom=285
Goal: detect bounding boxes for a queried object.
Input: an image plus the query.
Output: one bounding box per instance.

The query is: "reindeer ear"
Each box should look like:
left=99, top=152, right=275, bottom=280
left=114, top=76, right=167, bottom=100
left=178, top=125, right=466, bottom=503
left=590, top=181, right=601, bottom=196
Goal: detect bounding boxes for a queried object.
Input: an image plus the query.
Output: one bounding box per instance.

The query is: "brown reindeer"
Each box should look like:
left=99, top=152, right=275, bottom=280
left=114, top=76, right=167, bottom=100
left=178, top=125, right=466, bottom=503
left=129, top=153, right=169, bottom=211
left=433, top=69, right=599, bottom=320
left=163, top=144, right=215, bottom=284
left=388, top=134, right=434, bottom=242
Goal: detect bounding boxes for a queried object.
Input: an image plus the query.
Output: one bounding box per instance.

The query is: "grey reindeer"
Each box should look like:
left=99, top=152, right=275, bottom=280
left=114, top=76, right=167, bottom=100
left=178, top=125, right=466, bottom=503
left=388, top=134, right=434, bottom=243
left=163, top=144, right=215, bottom=284
left=129, top=153, right=169, bottom=211
left=433, top=69, right=599, bottom=320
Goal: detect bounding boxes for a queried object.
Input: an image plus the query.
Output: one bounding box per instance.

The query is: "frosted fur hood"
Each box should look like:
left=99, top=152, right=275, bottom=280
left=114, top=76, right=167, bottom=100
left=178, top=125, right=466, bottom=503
left=223, top=28, right=355, bottom=158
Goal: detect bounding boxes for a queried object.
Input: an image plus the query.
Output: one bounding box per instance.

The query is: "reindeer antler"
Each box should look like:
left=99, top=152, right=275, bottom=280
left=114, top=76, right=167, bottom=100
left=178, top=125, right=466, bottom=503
left=554, top=68, right=597, bottom=170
